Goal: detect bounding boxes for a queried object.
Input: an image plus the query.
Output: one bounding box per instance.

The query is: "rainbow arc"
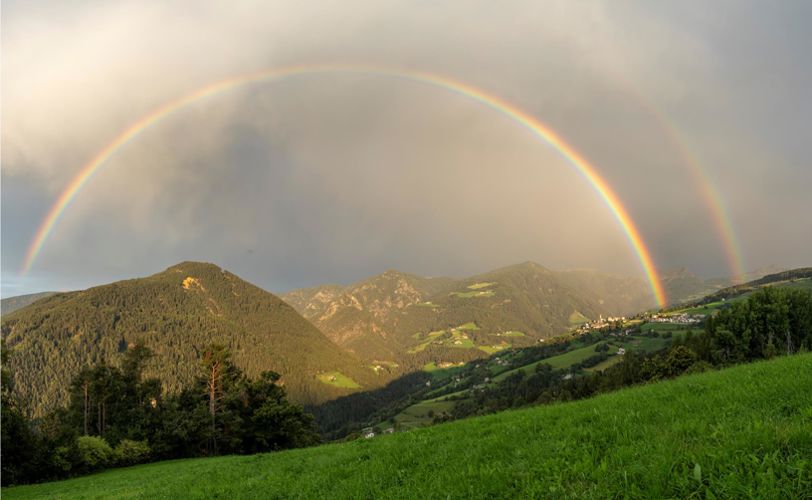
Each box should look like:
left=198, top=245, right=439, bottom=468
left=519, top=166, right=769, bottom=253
left=22, top=64, right=668, bottom=307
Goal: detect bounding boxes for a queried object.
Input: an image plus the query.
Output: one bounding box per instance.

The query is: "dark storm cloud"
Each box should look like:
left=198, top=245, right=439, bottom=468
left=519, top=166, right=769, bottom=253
left=2, top=1, right=810, bottom=296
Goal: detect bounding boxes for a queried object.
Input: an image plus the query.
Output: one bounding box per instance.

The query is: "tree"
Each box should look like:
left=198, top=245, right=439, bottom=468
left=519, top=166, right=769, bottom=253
left=1, top=340, right=43, bottom=485
left=200, top=344, right=241, bottom=454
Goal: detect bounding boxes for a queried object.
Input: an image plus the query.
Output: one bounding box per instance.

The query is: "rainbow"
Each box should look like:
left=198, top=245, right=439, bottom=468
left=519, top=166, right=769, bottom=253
left=21, top=64, right=667, bottom=307
left=645, top=107, right=746, bottom=281
left=600, top=69, right=746, bottom=283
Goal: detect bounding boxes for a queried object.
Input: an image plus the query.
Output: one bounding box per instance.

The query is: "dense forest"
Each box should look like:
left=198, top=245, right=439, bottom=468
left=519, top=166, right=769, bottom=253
left=1, top=343, right=319, bottom=486
left=1, top=262, right=380, bottom=417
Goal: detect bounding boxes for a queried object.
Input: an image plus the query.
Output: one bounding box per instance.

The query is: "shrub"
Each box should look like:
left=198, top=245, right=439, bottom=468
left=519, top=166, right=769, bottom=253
left=52, top=445, right=78, bottom=473
left=76, top=436, right=114, bottom=471
left=114, top=439, right=151, bottom=466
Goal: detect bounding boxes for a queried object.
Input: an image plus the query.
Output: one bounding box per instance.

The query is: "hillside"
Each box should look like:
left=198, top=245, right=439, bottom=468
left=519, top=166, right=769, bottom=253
left=1, top=292, right=58, bottom=315
left=688, top=267, right=812, bottom=307
left=283, top=262, right=657, bottom=369
left=1, top=262, right=380, bottom=416
left=5, top=354, right=810, bottom=498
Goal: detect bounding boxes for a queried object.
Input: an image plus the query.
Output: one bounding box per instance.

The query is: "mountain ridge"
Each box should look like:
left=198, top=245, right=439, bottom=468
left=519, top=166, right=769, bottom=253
left=1, top=262, right=382, bottom=417
left=283, top=262, right=659, bottom=367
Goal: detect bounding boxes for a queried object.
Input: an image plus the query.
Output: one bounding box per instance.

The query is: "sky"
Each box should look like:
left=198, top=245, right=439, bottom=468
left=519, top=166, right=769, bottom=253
left=2, top=0, right=810, bottom=297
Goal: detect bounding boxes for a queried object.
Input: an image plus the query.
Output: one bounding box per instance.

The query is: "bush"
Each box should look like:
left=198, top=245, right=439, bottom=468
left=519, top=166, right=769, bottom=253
left=114, top=439, right=151, bottom=466
left=52, top=445, right=78, bottom=474
left=76, top=436, right=114, bottom=471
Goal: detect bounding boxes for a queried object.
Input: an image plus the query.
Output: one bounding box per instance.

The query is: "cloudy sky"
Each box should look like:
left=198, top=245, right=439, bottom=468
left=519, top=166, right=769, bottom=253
left=2, top=0, right=810, bottom=297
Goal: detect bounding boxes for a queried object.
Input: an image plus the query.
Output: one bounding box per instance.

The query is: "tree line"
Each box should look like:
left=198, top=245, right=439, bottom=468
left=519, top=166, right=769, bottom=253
left=1, top=343, right=319, bottom=486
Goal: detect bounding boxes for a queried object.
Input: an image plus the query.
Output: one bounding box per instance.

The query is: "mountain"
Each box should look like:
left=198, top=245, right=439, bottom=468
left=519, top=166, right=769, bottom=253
left=739, top=265, right=787, bottom=283
left=691, top=267, right=812, bottom=305
left=657, top=265, right=789, bottom=306
left=658, top=268, right=724, bottom=304
left=283, top=262, right=657, bottom=369
left=1, top=262, right=381, bottom=417
left=1, top=291, right=58, bottom=315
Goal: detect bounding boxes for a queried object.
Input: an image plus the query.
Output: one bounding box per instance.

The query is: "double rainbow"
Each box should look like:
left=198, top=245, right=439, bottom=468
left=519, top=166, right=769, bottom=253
left=21, top=64, right=668, bottom=307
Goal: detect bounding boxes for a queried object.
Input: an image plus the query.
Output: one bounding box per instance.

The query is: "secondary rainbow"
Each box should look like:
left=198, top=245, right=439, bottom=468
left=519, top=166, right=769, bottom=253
left=22, top=64, right=667, bottom=307
left=601, top=68, right=746, bottom=282
left=646, top=107, right=746, bottom=281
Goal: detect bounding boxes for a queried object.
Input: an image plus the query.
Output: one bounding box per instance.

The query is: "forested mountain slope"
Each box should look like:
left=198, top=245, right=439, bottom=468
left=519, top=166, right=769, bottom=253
left=1, top=262, right=380, bottom=416
left=284, top=262, right=658, bottom=368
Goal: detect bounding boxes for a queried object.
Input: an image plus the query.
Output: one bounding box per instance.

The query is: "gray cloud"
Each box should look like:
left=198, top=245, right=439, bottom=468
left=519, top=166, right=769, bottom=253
left=2, top=0, right=810, bottom=296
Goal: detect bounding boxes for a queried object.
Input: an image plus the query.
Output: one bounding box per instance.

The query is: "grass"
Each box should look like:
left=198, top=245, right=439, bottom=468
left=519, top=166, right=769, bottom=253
left=370, top=361, right=399, bottom=373
left=493, top=330, right=525, bottom=337
left=449, top=290, right=495, bottom=298
left=8, top=354, right=811, bottom=498
left=584, top=355, right=623, bottom=372
left=492, top=336, right=671, bottom=382
left=316, top=371, right=361, bottom=389
left=493, top=343, right=602, bottom=381
left=373, top=361, right=399, bottom=369
left=569, top=310, right=590, bottom=325
left=478, top=343, right=510, bottom=354
left=779, top=278, right=812, bottom=292
left=680, top=301, right=726, bottom=315
left=410, top=328, right=478, bottom=353
left=391, top=399, right=458, bottom=430
left=640, top=322, right=693, bottom=333
left=467, top=282, right=496, bottom=290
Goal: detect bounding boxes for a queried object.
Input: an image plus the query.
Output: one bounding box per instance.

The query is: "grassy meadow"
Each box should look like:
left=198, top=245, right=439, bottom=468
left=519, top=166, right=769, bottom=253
left=316, top=371, right=361, bottom=389
left=6, top=353, right=811, bottom=499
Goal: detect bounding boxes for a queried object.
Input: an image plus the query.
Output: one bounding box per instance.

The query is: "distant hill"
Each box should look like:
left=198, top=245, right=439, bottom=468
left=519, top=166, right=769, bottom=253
left=283, top=262, right=658, bottom=369
left=690, top=267, right=812, bottom=306
left=1, top=262, right=380, bottom=417
left=1, top=292, right=57, bottom=315
left=657, top=265, right=789, bottom=306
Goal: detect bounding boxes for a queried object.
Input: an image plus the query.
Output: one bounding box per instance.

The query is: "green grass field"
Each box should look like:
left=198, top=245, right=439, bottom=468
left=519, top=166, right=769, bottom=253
left=640, top=322, right=694, bottom=333
left=7, top=354, right=810, bottom=498
left=492, top=335, right=670, bottom=382
left=466, top=282, right=496, bottom=290
left=584, top=354, right=623, bottom=372
left=409, top=328, right=479, bottom=353
left=449, top=290, right=495, bottom=298
left=477, top=343, right=510, bottom=354
left=391, top=398, right=457, bottom=429
left=316, top=371, right=361, bottom=389
left=492, top=342, right=601, bottom=381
